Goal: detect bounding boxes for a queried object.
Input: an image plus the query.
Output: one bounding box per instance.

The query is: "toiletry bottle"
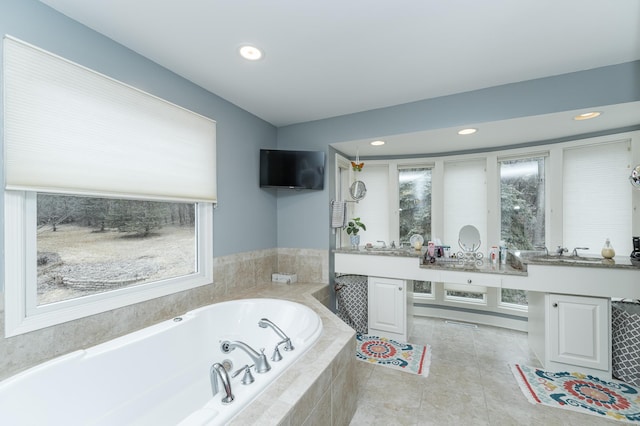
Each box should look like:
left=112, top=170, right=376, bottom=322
left=490, top=246, right=498, bottom=265
left=499, top=240, right=507, bottom=265
left=601, top=238, right=615, bottom=259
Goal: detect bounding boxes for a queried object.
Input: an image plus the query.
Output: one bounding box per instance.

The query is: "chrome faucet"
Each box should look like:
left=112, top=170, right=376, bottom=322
left=572, top=247, right=589, bottom=256
left=231, top=364, right=255, bottom=385
left=555, top=246, right=568, bottom=256
left=210, top=362, right=234, bottom=404
left=220, top=340, right=271, bottom=373
left=258, top=318, right=294, bottom=352
left=535, top=246, right=549, bottom=257
left=377, top=240, right=387, bottom=248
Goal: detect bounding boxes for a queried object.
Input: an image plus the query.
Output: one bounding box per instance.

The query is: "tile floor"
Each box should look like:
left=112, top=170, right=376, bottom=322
left=350, top=316, right=622, bottom=425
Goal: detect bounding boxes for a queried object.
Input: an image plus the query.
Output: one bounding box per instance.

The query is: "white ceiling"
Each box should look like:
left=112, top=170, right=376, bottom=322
left=39, top=0, right=640, bottom=155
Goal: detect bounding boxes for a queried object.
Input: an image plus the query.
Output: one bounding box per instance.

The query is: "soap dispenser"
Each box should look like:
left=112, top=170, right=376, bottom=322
left=601, top=238, right=615, bottom=259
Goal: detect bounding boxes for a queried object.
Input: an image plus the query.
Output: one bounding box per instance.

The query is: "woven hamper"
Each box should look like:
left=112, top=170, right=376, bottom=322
left=334, top=274, right=368, bottom=334
left=612, top=300, right=640, bottom=387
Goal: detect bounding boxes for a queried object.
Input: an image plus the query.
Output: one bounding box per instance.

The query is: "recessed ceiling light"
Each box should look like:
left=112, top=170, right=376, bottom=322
left=573, top=111, right=601, bottom=121
left=370, top=140, right=385, bottom=146
left=458, top=128, right=477, bottom=135
left=239, top=45, right=263, bottom=61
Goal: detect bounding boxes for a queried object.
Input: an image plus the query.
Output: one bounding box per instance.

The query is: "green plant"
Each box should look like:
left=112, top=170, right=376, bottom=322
left=345, top=217, right=366, bottom=235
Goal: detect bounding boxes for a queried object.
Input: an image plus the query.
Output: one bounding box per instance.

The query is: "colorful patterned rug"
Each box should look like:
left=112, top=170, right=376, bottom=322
left=511, top=364, right=640, bottom=423
left=355, top=333, right=430, bottom=377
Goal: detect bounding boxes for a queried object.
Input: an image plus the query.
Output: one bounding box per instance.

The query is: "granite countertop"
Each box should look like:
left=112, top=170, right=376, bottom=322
left=333, top=247, right=423, bottom=257
left=514, top=251, right=640, bottom=271
left=419, top=258, right=527, bottom=276
left=335, top=246, right=640, bottom=272
left=334, top=247, right=526, bottom=275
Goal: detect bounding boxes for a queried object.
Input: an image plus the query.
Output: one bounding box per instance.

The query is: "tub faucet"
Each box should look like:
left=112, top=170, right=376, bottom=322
left=220, top=340, right=271, bottom=373
left=572, top=247, right=589, bottom=256
left=210, top=362, right=234, bottom=404
left=258, top=318, right=294, bottom=351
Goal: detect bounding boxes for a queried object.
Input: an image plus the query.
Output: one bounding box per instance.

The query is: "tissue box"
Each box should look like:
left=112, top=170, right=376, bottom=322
left=272, top=273, right=297, bottom=284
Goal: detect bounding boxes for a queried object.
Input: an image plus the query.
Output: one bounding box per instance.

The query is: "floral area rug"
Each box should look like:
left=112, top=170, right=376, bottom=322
left=511, top=364, right=640, bottom=423
left=356, top=333, right=431, bottom=377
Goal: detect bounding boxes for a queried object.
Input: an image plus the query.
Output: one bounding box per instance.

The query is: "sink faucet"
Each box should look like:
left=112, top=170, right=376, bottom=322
left=377, top=240, right=387, bottom=248
left=555, top=246, right=568, bottom=256
left=572, top=247, right=589, bottom=256
left=258, top=318, right=294, bottom=352
left=221, top=340, right=271, bottom=373
left=210, top=362, right=234, bottom=404
left=390, top=241, right=396, bottom=249
left=535, top=245, right=549, bottom=257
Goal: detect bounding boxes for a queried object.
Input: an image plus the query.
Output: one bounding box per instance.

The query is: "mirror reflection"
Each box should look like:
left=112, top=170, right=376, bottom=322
left=458, top=225, right=481, bottom=252
left=349, top=180, right=367, bottom=201
left=457, top=225, right=484, bottom=264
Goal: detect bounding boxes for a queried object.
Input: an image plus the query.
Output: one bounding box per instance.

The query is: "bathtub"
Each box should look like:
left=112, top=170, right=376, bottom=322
left=0, top=298, right=323, bottom=425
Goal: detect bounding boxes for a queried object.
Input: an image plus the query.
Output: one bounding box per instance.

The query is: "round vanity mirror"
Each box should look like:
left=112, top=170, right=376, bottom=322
left=349, top=180, right=367, bottom=201
left=630, top=164, right=640, bottom=189
left=458, top=225, right=481, bottom=252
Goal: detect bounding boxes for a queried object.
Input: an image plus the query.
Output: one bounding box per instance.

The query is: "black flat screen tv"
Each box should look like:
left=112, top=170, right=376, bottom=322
left=260, top=149, right=325, bottom=190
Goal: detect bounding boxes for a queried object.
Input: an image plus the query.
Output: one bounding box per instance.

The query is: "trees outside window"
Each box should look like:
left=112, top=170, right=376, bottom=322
left=500, top=157, right=545, bottom=250
left=499, top=156, right=545, bottom=307
left=36, top=193, right=196, bottom=306
left=398, top=167, right=432, bottom=246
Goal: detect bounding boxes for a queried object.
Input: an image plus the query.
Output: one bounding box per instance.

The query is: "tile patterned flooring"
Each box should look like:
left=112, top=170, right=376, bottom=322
left=350, top=316, right=621, bottom=425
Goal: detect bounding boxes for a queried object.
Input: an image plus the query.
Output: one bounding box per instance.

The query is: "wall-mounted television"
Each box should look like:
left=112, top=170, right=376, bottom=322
left=260, top=149, right=325, bottom=190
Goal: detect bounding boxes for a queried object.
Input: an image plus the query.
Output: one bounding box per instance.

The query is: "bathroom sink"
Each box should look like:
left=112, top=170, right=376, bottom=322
left=365, top=247, right=416, bottom=255
left=531, top=255, right=604, bottom=264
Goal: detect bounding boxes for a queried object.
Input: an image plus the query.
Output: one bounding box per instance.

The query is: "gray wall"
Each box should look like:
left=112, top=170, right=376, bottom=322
left=276, top=60, right=640, bottom=249
left=0, top=0, right=279, bottom=266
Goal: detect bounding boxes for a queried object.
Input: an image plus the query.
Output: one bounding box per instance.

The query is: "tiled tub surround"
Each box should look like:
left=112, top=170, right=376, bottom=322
left=0, top=246, right=339, bottom=424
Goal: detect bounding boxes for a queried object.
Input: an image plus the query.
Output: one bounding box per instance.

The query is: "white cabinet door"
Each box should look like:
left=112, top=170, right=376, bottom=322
left=368, top=276, right=406, bottom=341
left=548, top=294, right=610, bottom=372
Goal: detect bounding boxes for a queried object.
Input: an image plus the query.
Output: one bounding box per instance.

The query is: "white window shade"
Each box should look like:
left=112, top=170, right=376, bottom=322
left=443, top=159, right=487, bottom=251
left=563, top=139, right=631, bottom=255
left=3, top=36, right=216, bottom=203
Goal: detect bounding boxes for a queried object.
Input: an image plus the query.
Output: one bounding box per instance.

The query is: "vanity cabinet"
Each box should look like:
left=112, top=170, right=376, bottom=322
left=368, top=276, right=407, bottom=341
left=529, top=292, right=611, bottom=378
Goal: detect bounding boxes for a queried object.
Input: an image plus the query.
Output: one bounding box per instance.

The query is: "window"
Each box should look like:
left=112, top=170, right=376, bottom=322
left=6, top=192, right=212, bottom=336
left=443, top=159, right=487, bottom=250
left=563, top=140, right=632, bottom=254
left=500, top=157, right=545, bottom=250
left=3, top=36, right=215, bottom=336
left=36, top=194, right=197, bottom=306
left=444, top=285, right=487, bottom=304
left=500, top=289, right=528, bottom=308
left=398, top=167, right=432, bottom=246
left=413, top=280, right=433, bottom=297
left=499, top=156, right=545, bottom=308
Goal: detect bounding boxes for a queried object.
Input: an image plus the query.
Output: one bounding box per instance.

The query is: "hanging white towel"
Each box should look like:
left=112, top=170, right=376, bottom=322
left=331, top=200, right=347, bottom=228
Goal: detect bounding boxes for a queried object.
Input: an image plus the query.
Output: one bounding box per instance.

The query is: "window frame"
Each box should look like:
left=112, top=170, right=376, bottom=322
left=4, top=190, right=213, bottom=337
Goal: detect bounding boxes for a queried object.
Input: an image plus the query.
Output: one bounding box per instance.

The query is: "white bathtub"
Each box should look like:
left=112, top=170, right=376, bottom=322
left=0, top=298, right=323, bottom=425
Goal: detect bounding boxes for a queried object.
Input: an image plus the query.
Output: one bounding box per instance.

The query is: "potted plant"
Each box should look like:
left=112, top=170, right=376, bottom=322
left=345, top=217, right=366, bottom=248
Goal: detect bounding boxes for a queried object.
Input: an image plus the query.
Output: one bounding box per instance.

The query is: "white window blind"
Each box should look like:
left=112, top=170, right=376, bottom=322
left=563, top=139, right=632, bottom=255
left=443, top=159, right=487, bottom=251
left=3, top=36, right=216, bottom=203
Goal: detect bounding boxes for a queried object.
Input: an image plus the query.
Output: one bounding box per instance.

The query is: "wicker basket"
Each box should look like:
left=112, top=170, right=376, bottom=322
left=334, top=274, right=368, bottom=334
left=612, top=300, right=640, bottom=387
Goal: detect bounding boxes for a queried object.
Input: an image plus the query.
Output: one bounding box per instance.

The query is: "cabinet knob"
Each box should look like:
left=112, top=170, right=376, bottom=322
left=552, top=303, right=558, bottom=308
left=467, top=279, right=472, bottom=284
left=398, top=287, right=402, bottom=291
